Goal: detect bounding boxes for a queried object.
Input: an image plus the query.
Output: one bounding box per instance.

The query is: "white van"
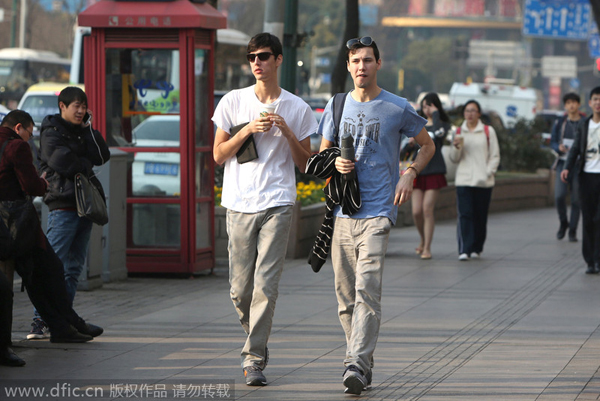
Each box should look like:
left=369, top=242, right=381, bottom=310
left=449, top=80, right=542, bottom=127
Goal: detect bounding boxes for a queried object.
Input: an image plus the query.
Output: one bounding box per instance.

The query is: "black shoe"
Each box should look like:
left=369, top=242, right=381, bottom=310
left=0, top=347, right=26, bottom=367
left=585, top=265, right=598, bottom=274
left=50, top=326, right=93, bottom=343
left=568, top=230, right=577, bottom=242
left=343, top=365, right=367, bottom=395
left=76, top=322, right=104, bottom=338
left=556, top=223, right=568, bottom=240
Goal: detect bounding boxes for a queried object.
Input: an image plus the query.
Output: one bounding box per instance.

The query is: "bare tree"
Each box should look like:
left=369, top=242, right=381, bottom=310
left=330, top=0, right=358, bottom=95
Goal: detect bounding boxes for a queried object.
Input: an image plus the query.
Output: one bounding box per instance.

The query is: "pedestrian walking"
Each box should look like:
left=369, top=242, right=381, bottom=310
left=449, top=100, right=500, bottom=261
left=212, top=32, right=318, bottom=386
left=402, top=92, right=451, bottom=259
left=561, top=86, right=600, bottom=274
left=316, top=36, right=434, bottom=395
left=550, top=92, right=582, bottom=242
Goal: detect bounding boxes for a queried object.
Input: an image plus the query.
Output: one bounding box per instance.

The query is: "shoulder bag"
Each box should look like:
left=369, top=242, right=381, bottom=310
left=75, top=173, right=109, bottom=226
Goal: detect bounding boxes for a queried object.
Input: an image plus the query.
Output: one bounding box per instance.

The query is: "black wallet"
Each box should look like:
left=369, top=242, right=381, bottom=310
left=230, top=122, right=258, bottom=164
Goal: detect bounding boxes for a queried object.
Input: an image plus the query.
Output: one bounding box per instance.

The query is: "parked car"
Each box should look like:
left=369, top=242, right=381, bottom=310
left=131, top=115, right=180, bottom=196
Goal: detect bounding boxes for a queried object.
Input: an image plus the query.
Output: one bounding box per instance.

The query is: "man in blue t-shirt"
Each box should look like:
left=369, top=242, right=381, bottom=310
left=317, top=37, right=434, bottom=395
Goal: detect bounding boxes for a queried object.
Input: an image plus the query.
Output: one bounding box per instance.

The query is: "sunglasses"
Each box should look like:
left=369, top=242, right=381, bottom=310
left=246, top=52, right=274, bottom=63
left=346, top=36, right=373, bottom=49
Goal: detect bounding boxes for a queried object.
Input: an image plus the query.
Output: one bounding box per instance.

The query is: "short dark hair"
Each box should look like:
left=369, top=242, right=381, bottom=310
left=1, top=110, right=34, bottom=129
left=462, top=99, right=482, bottom=114
left=346, top=38, right=380, bottom=62
left=590, top=86, right=600, bottom=99
left=247, top=33, right=282, bottom=58
left=563, top=92, right=580, bottom=104
left=58, top=86, right=87, bottom=109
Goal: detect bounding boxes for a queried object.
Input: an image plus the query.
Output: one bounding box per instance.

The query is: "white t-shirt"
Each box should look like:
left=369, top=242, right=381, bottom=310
left=212, top=85, right=318, bottom=213
left=584, top=119, right=600, bottom=173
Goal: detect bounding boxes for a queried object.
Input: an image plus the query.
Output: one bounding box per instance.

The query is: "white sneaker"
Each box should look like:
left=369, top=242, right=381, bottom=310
left=470, top=252, right=480, bottom=259
left=458, top=253, right=469, bottom=261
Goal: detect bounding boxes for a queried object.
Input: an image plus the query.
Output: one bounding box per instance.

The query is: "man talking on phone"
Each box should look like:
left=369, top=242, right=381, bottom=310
left=27, top=86, right=110, bottom=340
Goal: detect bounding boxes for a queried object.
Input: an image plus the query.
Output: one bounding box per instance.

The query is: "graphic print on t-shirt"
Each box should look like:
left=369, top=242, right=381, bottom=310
left=340, top=110, right=381, bottom=159
left=587, top=124, right=600, bottom=162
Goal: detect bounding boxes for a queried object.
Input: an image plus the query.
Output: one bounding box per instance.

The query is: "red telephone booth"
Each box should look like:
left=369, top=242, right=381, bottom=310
left=78, top=0, right=226, bottom=274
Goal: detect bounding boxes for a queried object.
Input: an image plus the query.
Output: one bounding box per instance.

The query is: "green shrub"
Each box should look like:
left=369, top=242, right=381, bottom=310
left=495, top=118, right=555, bottom=173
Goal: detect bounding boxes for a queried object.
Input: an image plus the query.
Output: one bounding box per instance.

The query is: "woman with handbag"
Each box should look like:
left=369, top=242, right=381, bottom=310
left=449, top=100, right=501, bottom=261
left=0, top=110, right=102, bottom=345
left=30, top=87, right=110, bottom=339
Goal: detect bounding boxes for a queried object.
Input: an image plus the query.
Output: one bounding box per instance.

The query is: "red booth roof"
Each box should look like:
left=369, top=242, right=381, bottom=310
left=78, top=0, right=227, bottom=29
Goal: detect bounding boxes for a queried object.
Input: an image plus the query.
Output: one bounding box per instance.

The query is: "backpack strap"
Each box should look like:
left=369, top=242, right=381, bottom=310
left=456, top=125, right=489, bottom=148
left=332, top=92, right=348, bottom=145
left=484, top=124, right=489, bottom=148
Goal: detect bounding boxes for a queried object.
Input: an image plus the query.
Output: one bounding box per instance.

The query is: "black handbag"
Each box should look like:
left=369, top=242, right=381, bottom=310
left=75, top=173, right=109, bottom=226
left=0, top=139, right=39, bottom=260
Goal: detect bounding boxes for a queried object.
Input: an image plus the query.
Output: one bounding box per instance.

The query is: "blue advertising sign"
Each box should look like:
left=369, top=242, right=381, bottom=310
left=589, top=33, right=600, bottom=58
left=589, top=24, right=600, bottom=58
left=523, top=0, right=591, bottom=40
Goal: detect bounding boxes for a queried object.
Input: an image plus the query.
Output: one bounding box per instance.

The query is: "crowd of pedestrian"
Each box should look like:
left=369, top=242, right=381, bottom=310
left=2, top=29, right=596, bottom=399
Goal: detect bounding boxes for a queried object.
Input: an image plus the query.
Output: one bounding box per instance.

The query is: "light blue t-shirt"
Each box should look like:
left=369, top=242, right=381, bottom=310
left=318, top=90, right=426, bottom=225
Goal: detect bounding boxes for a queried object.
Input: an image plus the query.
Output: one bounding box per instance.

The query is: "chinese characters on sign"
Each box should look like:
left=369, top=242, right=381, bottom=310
left=108, top=16, right=173, bottom=27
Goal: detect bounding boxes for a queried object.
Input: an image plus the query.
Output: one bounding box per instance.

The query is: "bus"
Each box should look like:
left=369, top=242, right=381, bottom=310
left=0, top=47, right=71, bottom=108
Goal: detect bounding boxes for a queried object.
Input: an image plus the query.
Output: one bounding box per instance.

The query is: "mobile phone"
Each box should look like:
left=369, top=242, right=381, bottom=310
left=83, top=112, right=91, bottom=125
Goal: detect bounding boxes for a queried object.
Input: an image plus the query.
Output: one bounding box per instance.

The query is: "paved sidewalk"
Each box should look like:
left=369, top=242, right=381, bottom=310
left=3, top=207, right=600, bottom=400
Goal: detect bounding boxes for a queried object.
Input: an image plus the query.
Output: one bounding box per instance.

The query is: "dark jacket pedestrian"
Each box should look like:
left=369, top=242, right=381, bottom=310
left=0, top=109, right=102, bottom=346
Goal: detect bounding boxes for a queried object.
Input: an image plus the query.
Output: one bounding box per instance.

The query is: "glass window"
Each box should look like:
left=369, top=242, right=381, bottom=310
left=195, top=152, right=211, bottom=198
left=195, top=202, right=211, bottom=249
left=132, top=203, right=181, bottom=247
left=194, top=49, right=209, bottom=147
left=105, top=48, right=180, bottom=146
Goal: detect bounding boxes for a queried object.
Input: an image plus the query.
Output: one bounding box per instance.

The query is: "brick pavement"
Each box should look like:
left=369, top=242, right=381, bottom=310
left=3, top=207, right=600, bottom=401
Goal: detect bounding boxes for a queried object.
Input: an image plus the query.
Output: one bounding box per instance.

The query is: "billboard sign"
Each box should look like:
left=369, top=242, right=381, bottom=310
left=523, top=0, right=591, bottom=40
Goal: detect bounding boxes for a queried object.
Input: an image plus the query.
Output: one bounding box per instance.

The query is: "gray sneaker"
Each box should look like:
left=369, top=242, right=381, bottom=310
left=27, top=319, right=50, bottom=340
left=343, top=365, right=367, bottom=395
left=244, top=366, right=267, bottom=386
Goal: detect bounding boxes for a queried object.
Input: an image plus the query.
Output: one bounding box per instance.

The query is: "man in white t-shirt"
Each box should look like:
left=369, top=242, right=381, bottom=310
left=212, top=32, right=318, bottom=386
left=561, top=86, right=600, bottom=274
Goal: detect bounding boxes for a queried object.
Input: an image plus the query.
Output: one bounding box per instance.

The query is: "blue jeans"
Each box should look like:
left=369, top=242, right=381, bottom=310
left=554, top=159, right=580, bottom=232
left=34, top=210, right=93, bottom=321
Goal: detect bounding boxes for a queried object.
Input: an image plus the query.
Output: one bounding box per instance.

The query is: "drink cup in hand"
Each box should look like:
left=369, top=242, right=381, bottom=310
left=259, top=104, right=277, bottom=134
left=259, top=104, right=276, bottom=118
left=454, top=136, right=464, bottom=148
